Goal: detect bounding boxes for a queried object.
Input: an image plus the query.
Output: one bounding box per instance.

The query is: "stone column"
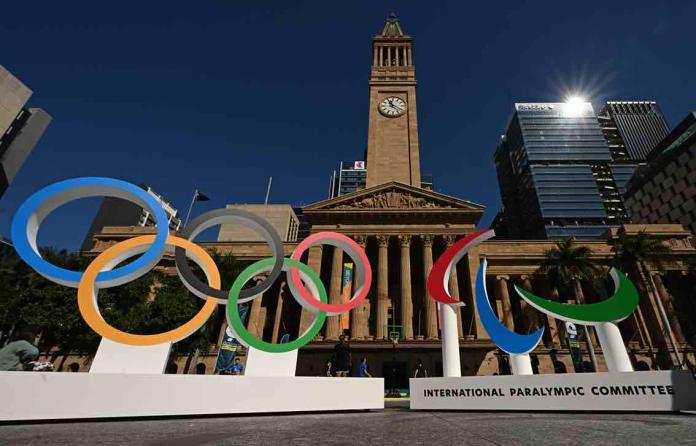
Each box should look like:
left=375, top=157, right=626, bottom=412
left=421, top=235, right=438, bottom=340
left=398, top=235, right=414, bottom=340
left=376, top=235, right=390, bottom=340
left=298, top=245, right=323, bottom=336
left=325, top=246, right=344, bottom=340
left=465, top=246, right=487, bottom=339
left=387, top=47, right=392, bottom=66
left=247, top=275, right=266, bottom=338
left=350, top=235, right=369, bottom=339
left=395, top=46, right=400, bottom=66
left=652, top=273, right=686, bottom=343
left=271, top=281, right=286, bottom=343
left=443, top=235, right=464, bottom=338
left=573, top=283, right=599, bottom=346
left=495, top=275, right=514, bottom=330
left=216, top=319, right=228, bottom=348
left=518, top=275, right=540, bottom=334
left=373, top=46, right=378, bottom=66
left=540, top=281, right=562, bottom=349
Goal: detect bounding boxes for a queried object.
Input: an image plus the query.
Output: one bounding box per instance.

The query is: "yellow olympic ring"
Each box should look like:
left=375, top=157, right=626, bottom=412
left=77, top=235, right=219, bottom=346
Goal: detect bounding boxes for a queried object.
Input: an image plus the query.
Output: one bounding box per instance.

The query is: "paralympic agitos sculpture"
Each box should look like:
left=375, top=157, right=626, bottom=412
left=428, top=228, right=641, bottom=374
left=12, top=177, right=639, bottom=372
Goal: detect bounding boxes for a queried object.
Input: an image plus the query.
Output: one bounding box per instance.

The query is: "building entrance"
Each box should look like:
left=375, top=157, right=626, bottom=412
left=383, top=361, right=408, bottom=396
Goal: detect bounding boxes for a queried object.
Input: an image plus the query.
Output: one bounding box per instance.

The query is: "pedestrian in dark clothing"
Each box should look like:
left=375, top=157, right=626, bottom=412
left=413, top=358, right=428, bottom=377
left=332, top=335, right=352, bottom=377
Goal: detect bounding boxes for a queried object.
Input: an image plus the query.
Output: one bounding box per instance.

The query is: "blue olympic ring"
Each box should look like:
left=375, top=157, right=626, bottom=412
left=475, top=257, right=544, bottom=354
left=10, top=177, right=169, bottom=288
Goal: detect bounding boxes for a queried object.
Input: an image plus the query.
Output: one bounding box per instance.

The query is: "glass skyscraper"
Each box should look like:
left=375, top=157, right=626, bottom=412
left=328, top=160, right=367, bottom=198
left=597, top=101, right=670, bottom=161
left=494, top=102, right=636, bottom=240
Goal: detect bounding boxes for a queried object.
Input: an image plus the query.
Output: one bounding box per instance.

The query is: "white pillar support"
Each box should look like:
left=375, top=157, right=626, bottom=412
left=510, top=354, right=533, bottom=375
left=595, top=322, right=634, bottom=372
left=89, top=338, right=171, bottom=374
left=439, top=303, right=461, bottom=377
left=245, top=348, right=298, bottom=376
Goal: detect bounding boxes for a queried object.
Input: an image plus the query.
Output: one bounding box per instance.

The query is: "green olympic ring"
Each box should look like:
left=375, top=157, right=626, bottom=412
left=227, top=257, right=327, bottom=353
left=513, top=268, right=639, bottom=326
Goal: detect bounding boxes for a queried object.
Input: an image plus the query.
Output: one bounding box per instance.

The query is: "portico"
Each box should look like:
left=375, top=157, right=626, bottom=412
left=301, top=181, right=485, bottom=343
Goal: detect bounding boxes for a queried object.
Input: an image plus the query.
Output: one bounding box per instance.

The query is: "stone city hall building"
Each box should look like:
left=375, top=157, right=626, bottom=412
left=82, top=15, right=695, bottom=386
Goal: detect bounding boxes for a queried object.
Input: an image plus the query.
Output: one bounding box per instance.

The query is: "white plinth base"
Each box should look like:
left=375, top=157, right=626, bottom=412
left=89, top=338, right=171, bottom=374
left=0, top=372, right=384, bottom=421
left=244, top=348, right=297, bottom=376
left=410, top=371, right=696, bottom=412
left=509, top=354, right=533, bottom=375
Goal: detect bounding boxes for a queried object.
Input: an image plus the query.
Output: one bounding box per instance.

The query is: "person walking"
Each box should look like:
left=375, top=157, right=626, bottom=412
left=332, top=335, right=352, bottom=377
left=358, top=357, right=372, bottom=378
left=231, top=357, right=244, bottom=375
left=0, top=330, right=39, bottom=371
left=413, top=358, right=428, bottom=378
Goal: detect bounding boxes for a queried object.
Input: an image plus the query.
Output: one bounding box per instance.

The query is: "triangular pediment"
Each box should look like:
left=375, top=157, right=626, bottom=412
left=304, top=181, right=485, bottom=212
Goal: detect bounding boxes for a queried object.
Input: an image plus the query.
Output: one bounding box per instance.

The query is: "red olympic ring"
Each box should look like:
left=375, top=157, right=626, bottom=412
left=427, top=229, right=496, bottom=305
left=288, top=232, right=372, bottom=316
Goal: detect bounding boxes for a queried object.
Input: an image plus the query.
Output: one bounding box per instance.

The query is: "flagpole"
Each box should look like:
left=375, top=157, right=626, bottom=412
left=184, top=190, right=198, bottom=227
left=264, top=177, right=272, bottom=205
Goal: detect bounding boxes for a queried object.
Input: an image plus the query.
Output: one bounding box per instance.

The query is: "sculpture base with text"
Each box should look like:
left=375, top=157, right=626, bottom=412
left=410, top=371, right=696, bottom=412
left=0, top=373, right=384, bottom=421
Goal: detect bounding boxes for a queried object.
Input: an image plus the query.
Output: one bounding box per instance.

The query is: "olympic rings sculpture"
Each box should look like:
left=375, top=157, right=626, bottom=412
left=11, top=177, right=372, bottom=353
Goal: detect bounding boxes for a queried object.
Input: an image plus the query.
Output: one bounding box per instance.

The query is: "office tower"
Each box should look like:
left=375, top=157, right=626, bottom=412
left=495, top=101, right=634, bottom=240
left=597, top=101, right=670, bottom=161
left=0, top=65, right=52, bottom=196
left=81, top=185, right=182, bottom=251
left=218, top=204, right=300, bottom=242
left=328, top=160, right=367, bottom=198
left=624, top=112, right=696, bottom=235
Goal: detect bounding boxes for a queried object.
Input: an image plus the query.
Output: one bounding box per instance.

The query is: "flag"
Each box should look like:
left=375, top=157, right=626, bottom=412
left=195, top=189, right=210, bottom=202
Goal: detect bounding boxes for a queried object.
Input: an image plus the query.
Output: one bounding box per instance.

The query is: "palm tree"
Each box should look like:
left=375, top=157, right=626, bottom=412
left=537, top=239, right=599, bottom=372
left=610, top=231, right=683, bottom=369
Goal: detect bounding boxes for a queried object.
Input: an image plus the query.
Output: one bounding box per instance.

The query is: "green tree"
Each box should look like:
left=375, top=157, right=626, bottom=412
left=609, top=231, right=683, bottom=369
left=0, top=243, right=249, bottom=372
left=537, top=239, right=599, bottom=371
left=0, top=246, right=102, bottom=366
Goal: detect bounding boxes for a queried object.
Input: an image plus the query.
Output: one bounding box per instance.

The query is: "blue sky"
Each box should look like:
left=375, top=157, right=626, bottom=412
left=1, top=1, right=695, bottom=250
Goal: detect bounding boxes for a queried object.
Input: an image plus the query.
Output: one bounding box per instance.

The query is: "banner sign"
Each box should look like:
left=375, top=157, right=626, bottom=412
left=340, top=263, right=354, bottom=330
left=215, top=304, right=249, bottom=374
left=565, top=322, right=584, bottom=373
left=410, top=371, right=696, bottom=412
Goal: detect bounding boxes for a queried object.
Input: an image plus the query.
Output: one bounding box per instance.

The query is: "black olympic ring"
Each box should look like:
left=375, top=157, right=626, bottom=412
left=174, top=208, right=284, bottom=304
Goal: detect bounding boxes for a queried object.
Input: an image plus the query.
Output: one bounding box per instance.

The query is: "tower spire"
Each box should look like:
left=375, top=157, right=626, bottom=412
left=381, top=12, right=404, bottom=37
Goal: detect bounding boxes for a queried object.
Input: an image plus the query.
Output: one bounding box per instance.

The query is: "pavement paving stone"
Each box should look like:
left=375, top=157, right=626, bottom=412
left=0, top=409, right=695, bottom=445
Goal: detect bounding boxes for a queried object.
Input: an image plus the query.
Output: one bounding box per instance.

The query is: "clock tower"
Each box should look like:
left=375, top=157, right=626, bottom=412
left=365, top=14, right=421, bottom=188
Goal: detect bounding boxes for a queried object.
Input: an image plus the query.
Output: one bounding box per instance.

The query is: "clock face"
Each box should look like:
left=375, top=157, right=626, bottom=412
left=379, top=96, right=406, bottom=118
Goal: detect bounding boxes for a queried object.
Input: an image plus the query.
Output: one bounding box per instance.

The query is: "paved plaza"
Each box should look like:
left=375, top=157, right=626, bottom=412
left=1, top=405, right=695, bottom=445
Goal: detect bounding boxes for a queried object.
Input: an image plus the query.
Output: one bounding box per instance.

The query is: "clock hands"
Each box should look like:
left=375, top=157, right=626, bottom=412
left=381, top=97, right=405, bottom=116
